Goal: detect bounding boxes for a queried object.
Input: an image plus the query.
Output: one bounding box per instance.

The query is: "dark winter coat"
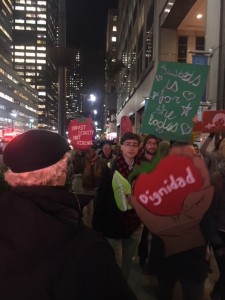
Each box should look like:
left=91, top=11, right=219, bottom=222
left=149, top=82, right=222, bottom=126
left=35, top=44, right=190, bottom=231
left=0, top=186, right=137, bottom=300
left=92, top=162, right=141, bottom=239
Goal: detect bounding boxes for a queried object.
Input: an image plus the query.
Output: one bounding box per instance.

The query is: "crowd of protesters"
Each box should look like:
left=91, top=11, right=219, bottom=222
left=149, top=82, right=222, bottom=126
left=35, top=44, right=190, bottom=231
left=0, top=129, right=224, bottom=300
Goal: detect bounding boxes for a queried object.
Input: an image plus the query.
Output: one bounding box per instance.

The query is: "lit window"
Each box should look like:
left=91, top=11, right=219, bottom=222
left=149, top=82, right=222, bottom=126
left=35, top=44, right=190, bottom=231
left=37, top=59, right=46, bottom=64
left=26, top=59, right=35, bottom=63
left=37, top=27, right=46, bottom=31
left=38, top=91, right=46, bottom=96
left=15, top=19, right=25, bottom=23
left=26, top=20, right=35, bottom=24
left=37, top=47, right=46, bottom=51
left=26, top=52, right=35, bottom=57
left=15, top=26, right=25, bottom=30
left=37, top=1, right=46, bottom=5
left=15, top=6, right=25, bottom=10
left=112, top=26, right=117, bottom=31
left=37, top=20, right=46, bottom=25
left=15, top=45, right=25, bottom=49
left=15, top=58, right=24, bottom=63
left=26, top=46, right=35, bottom=50
left=26, top=7, right=36, bottom=11
left=112, top=36, right=117, bottom=42
left=37, top=53, right=46, bottom=57
left=15, top=51, right=24, bottom=56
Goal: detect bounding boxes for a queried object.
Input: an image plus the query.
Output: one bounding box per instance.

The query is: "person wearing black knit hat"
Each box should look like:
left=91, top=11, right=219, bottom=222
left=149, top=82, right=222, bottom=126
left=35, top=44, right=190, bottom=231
left=0, top=129, right=137, bottom=300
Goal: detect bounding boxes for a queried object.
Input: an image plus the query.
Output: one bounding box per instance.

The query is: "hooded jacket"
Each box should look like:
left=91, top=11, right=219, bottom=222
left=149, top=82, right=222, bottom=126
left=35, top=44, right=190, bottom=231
left=0, top=186, right=137, bottom=300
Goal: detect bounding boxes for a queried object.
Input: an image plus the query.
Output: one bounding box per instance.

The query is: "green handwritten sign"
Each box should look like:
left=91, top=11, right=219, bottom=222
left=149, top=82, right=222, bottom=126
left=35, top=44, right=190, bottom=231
left=141, top=61, right=209, bottom=141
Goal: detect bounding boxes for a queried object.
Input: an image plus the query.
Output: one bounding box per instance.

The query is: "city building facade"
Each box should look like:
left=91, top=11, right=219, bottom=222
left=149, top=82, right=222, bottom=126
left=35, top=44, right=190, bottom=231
left=113, top=0, right=224, bottom=135
left=0, top=0, right=38, bottom=143
left=12, top=0, right=58, bottom=130
left=105, top=8, right=119, bottom=138
left=66, top=49, right=84, bottom=123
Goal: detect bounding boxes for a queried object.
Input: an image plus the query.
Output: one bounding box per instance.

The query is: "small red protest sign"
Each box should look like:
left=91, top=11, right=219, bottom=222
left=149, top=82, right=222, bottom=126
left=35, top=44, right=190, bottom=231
left=202, top=110, right=225, bottom=133
left=68, top=117, right=94, bottom=150
left=133, top=155, right=202, bottom=216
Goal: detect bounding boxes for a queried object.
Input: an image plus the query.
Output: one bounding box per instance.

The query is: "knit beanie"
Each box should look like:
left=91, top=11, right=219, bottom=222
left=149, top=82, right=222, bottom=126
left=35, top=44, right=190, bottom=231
left=3, top=130, right=71, bottom=173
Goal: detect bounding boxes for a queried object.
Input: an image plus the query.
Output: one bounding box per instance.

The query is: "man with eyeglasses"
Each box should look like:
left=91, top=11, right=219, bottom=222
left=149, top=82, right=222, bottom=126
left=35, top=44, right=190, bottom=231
left=93, top=132, right=141, bottom=280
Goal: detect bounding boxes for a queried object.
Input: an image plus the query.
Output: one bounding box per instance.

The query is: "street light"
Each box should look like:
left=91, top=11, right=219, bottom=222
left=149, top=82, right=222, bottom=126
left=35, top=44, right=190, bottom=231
left=88, top=94, right=96, bottom=103
left=93, top=109, right=97, bottom=115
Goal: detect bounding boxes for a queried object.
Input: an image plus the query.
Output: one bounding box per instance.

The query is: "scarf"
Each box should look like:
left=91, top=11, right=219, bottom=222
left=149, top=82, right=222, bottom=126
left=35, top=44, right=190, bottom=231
left=116, top=153, right=140, bottom=178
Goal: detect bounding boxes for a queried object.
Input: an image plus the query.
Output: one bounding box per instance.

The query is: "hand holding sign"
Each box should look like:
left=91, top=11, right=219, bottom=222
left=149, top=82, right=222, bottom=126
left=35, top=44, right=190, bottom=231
left=202, top=110, right=225, bottom=133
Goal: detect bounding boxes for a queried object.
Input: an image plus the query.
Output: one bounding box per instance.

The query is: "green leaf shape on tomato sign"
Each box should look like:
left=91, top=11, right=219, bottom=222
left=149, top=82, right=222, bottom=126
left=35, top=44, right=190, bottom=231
left=133, top=155, right=203, bottom=216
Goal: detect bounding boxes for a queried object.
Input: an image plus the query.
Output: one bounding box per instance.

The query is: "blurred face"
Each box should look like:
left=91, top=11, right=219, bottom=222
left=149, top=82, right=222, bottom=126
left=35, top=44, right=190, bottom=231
left=144, top=138, right=158, bottom=156
left=86, top=148, right=96, bottom=159
left=102, top=144, right=111, bottom=157
left=121, top=139, right=139, bottom=160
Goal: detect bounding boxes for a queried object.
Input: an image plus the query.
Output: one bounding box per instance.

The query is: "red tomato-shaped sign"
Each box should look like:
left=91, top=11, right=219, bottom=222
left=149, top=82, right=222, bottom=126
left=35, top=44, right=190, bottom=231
left=120, top=116, right=133, bottom=136
left=133, top=155, right=203, bottom=216
left=68, top=118, right=94, bottom=150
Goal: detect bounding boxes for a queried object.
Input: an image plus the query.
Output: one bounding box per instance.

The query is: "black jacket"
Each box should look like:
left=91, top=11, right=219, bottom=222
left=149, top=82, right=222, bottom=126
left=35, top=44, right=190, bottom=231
left=0, top=186, right=137, bottom=300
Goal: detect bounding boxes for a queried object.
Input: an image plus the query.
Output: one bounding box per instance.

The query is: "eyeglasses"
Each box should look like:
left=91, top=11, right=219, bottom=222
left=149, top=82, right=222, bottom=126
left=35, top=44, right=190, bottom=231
left=123, top=143, right=139, bottom=148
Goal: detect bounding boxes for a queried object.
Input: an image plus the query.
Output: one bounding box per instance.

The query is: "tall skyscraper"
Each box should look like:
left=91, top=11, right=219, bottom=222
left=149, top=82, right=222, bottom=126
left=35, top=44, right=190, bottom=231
left=12, top=0, right=58, bottom=130
left=104, top=8, right=118, bottom=137
left=0, top=0, right=38, bottom=142
left=66, top=49, right=83, bottom=123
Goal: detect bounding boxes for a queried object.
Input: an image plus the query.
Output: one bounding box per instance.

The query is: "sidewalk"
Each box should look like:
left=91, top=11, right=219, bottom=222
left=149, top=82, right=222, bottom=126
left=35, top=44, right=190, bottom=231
left=128, top=254, right=219, bottom=300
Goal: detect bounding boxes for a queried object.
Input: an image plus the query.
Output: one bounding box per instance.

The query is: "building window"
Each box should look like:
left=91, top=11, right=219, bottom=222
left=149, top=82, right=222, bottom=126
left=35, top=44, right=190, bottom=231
left=196, top=36, right=205, bottom=51
left=178, top=36, right=187, bottom=63
left=112, top=36, right=117, bottom=42
left=112, top=26, right=117, bottom=32
left=145, top=3, right=154, bottom=69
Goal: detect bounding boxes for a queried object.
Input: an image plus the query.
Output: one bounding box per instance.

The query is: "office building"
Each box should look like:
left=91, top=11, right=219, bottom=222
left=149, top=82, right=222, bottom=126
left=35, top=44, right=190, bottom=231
left=12, top=0, right=58, bottom=130
left=113, top=0, right=224, bottom=134
left=66, top=49, right=83, bottom=123
left=0, top=0, right=38, bottom=142
left=105, top=8, right=118, bottom=137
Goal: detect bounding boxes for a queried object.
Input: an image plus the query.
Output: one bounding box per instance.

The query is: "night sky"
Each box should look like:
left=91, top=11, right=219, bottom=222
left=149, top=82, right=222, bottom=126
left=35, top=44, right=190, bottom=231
left=66, top=0, right=118, bottom=105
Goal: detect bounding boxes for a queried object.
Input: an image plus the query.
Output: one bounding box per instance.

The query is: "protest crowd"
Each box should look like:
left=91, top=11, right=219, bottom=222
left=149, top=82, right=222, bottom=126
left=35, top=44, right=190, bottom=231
left=0, top=61, right=224, bottom=300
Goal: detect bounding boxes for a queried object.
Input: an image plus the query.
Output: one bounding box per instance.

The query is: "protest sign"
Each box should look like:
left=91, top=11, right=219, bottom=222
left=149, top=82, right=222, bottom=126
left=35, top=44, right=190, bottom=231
left=202, top=110, right=225, bottom=132
left=141, top=61, right=209, bottom=141
left=133, top=155, right=202, bottom=216
left=68, top=117, right=94, bottom=150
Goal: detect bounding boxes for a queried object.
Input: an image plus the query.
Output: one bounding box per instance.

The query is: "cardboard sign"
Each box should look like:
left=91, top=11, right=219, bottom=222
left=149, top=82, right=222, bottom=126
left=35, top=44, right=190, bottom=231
left=141, top=61, right=209, bottom=141
left=68, top=118, right=94, bottom=150
left=133, top=155, right=202, bottom=216
left=202, top=110, right=225, bottom=132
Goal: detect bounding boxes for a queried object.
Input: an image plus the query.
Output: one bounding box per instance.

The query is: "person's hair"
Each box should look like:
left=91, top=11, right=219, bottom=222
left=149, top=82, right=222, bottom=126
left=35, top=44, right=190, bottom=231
left=143, top=134, right=158, bottom=147
left=120, top=132, right=141, bottom=145
left=102, top=142, right=111, bottom=149
left=158, top=140, right=170, bottom=157
left=4, top=152, right=71, bottom=187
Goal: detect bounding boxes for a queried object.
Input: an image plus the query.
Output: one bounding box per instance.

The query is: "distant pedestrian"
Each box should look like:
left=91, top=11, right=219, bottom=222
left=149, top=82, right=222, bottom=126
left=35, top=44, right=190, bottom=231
left=98, top=142, right=117, bottom=162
